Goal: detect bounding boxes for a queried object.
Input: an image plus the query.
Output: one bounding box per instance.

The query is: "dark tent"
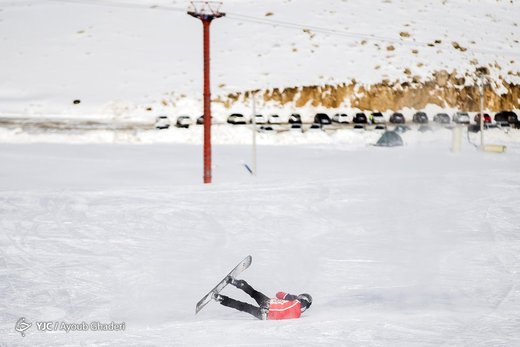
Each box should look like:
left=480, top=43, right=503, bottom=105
left=375, top=131, right=403, bottom=147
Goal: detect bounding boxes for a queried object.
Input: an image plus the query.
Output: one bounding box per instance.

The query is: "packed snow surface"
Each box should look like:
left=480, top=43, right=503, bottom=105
left=1, top=141, right=520, bottom=345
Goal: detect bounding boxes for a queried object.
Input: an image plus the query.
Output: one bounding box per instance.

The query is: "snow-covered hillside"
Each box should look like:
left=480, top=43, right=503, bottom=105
left=0, top=0, right=519, bottom=121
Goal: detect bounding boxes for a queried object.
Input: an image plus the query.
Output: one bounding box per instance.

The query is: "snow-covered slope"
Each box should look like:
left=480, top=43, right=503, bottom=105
left=0, top=0, right=519, bottom=121
left=1, top=142, right=520, bottom=345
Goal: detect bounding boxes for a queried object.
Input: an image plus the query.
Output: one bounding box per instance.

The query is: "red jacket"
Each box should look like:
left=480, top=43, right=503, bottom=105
left=267, top=292, right=302, bottom=320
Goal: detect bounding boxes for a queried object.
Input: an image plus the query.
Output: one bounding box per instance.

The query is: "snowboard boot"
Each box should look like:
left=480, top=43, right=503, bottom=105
left=260, top=306, right=269, bottom=320
left=212, top=293, right=224, bottom=303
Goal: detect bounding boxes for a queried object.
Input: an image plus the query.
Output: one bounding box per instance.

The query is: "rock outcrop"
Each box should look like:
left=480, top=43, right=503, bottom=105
left=217, top=70, right=520, bottom=112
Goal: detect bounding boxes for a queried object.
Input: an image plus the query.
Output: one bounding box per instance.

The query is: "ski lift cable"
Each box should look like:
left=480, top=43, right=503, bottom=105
left=42, top=0, right=520, bottom=59
left=225, top=12, right=520, bottom=59
left=226, top=12, right=416, bottom=45
left=47, top=0, right=185, bottom=12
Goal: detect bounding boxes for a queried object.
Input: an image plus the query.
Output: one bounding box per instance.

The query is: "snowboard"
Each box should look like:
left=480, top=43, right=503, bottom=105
left=195, top=255, right=252, bottom=314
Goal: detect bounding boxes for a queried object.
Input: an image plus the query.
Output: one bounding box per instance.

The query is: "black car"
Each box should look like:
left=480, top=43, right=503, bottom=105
left=412, top=112, right=428, bottom=124
left=389, top=112, right=405, bottom=124
left=176, top=115, right=192, bottom=128
left=314, top=113, right=331, bottom=125
left=353, top=112, right=368, bottom=124
left=289, top=123, right=302, bottom=131
left=495, top=111, right=518, bottom=125
left=258, top=125, right=274, bottom=132
left=433, top=113, right=450, bottom=124
left=308, top=123, right=322, bottom=131
left=289, top=113, right=302, bottom=124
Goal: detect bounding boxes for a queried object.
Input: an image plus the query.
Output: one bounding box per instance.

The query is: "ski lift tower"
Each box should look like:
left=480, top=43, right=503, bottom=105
left=188, top=2, right=225, bottom=184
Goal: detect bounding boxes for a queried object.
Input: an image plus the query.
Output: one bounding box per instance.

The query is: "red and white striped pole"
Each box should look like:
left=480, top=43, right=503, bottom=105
left=188, top=2, right=225, bottom=184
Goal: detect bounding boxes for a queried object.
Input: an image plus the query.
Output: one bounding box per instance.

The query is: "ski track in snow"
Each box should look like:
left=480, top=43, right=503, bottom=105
left=0, top=142, right=520, bottom=345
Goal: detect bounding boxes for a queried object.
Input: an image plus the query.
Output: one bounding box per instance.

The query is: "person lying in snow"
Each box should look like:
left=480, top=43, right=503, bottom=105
left=213, top=277, right=312, bottom=320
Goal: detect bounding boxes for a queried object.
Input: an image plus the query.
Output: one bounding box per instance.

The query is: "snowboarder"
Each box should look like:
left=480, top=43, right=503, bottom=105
left=213, top=277, right=312, bottom=320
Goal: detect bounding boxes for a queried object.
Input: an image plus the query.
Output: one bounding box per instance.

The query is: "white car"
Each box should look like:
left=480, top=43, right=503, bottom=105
left=155, top=115, right=170, bottom=129
left=227, top=113, right=247, bottom=124
left=268, top=114, right=281, bottom=124
left=452, top=112, right=470, bottom=124
left=370, top=112, right=386, bottom=124
left=332, top=113, right=351, bottom=123
left=252, top=114, right=267, bottom=124
left=176, top=115, right=192, bottom=128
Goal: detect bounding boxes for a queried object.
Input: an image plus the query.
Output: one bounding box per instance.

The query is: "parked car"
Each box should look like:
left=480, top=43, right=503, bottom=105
left=394, top=125, right=411, bottom=133
left=251, top=114, right=267, bottom=124
left=353, top=112, right=368, bottom=124
left=452, top=112, right=470, bottom=124
left=374, top=124, right=386, bottom=130
left=288, top=113, right=302, bottom=124
left=474, top=113, right=492, bottom=124
left=307, top=123, right=322, bottom=131
left=507, top=111, right=518, bottom=123
left=389, top=112, right=405, bottom=124
left=370, top=112, right=385, bottom=124
left=314, top=113, right=331, bottom=125
left=353, top=124, right=366, bottom=130
left=176, top=115, right=192, bottom=128
left=258, top=125, right=274, bottom=132
left=433, top=113, right=450, bottom=124
left=494, top=111, right=518, bottom=125
left=196, top=115, right=214, bottom=125
left=289, top=123, right=302, bottom=132
left=332, top=113, right=350, bottom=123
left=155, top=115, right=170, bottom=129
left=412, top=112, right=428, bottom=124
left=227, top=113, right=247, bottom=124
left=268, top=114, right=281, bottom=124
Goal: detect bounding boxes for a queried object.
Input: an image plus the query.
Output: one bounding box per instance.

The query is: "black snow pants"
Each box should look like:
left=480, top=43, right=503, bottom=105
left=219, top=280, right=270, bottom=320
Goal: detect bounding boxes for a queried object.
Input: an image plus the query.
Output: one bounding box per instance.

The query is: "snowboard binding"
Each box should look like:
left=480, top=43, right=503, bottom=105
left=226, top=276, right=246, bottom=289
left=212, top=293, right=224, bottom=303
